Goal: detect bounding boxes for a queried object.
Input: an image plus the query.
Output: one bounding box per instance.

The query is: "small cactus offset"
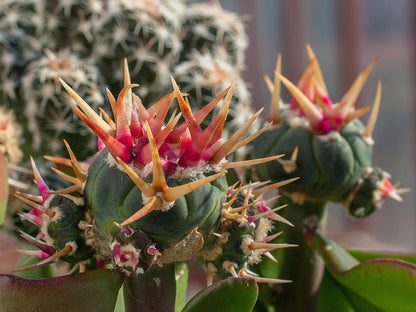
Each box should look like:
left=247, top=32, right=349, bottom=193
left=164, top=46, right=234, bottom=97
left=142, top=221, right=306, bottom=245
left=14, top=62, right=294, bottom=303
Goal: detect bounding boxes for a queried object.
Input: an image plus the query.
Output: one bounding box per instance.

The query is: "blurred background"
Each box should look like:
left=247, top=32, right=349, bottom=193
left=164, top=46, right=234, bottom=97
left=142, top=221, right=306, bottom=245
left=217, top=0, right=416, bottom=252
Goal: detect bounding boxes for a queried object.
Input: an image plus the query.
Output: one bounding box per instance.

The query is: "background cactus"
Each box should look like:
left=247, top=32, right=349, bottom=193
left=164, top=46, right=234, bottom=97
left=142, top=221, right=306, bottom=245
left=0, top=0, right=254, bottom=159
left=21, top=50, right=104, bottom=158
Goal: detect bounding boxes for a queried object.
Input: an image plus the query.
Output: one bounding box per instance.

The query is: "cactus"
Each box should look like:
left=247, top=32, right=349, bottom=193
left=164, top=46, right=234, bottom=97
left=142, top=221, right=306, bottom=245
left=12, top=62, right=294, bottom=312
left=252, top=47, right=403, bottom=211
left=21, top=50, right=104, bottom=158
left=179, top=1, right=248, bottom=70
left=249, top=47, right=406, bottom=311
left=0, top=0, right=255, bottom=161
left=0, top=29, right=36, bottom=109
left=65, top=0, right=183, bottom=101
left=174, top=49, right=256, bottom=139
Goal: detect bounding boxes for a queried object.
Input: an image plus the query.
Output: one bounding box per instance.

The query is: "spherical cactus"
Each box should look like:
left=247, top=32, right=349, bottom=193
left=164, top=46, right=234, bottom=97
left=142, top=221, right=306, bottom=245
left=0, top=0, right=59, bottom=52
left=252, top=47, right=402, bottom=208
left=15, top=62, right=293, bottom=284
left=21, top=50, right=104, bottom=158
left=179, top=1, right=248, bottom=70
left=0, top=29, right=37, bottom=109
left=65, top=0, right=183, bottom=102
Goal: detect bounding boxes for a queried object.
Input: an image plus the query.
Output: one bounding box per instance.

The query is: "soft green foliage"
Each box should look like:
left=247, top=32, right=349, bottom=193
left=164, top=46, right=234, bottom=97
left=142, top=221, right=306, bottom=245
left=313, top=232, right=416, bottom=312
left=175, top=263, right=189, bottom=312
left=182, top=277, right=258, bottom=312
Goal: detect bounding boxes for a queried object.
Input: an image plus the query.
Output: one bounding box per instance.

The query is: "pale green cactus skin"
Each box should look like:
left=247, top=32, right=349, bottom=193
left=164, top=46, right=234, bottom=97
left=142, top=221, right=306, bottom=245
left=253, top=117, right=372, bottom=202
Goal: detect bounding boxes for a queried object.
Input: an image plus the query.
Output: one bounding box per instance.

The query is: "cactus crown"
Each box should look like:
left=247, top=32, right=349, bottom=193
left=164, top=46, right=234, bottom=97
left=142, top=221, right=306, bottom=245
left=266, top=45, right=381, bottom=139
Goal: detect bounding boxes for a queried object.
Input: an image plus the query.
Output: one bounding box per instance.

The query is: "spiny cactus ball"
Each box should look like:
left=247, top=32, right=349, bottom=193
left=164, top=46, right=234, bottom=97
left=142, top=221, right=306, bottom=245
left=15, top=62, right=293, bottom=285
left=252, top=46, right=403, bottom=215
left=179, top=1, right=248, bottom=70
left=21, top=50, right=104, bottom=158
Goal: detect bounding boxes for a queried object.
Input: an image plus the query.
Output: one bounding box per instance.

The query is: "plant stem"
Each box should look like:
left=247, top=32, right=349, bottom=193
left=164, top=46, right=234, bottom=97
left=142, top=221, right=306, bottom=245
left=272, top=196, right=327, bottom=312
left=123, top=263, right=176, bottom=312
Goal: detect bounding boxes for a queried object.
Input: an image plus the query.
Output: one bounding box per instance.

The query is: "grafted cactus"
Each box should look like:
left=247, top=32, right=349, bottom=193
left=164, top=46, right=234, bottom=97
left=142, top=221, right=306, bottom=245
left=253, top=46, right=403, bottom=213
left=13, top=63, right=295, bottom=312
left=249, top=46, right=406, bottom=311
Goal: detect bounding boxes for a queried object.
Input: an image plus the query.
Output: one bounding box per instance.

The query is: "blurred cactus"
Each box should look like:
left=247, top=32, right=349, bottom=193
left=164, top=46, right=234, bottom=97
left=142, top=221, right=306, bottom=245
left=0, top=106, right=23, bottom=164
left=21, top=50, right=104, bottom=158
left=1, top=0, right=253, bottom=159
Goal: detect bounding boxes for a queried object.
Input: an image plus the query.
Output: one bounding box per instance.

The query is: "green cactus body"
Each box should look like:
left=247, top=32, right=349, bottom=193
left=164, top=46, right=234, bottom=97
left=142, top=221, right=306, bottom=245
left=16, top=64, right=292, bottom=284
left=46, top=195, right=94, bottom=264
left=343, top=166, right=402, bottom=217
left=254, top=114, right=372, bottom=202
left=248, top=50, right=404, bottom=210
left=247, top=49, right=405, bottom=312
left=85, top=149, right=228, bottom=253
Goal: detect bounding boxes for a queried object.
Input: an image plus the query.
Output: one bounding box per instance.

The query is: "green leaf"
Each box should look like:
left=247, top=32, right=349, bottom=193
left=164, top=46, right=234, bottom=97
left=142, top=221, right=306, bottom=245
left=348, top=249, right=416, bottom=265
left=319, top=271, right=355, bottom=312
left=0, top=269, right=124, bottom=312
left=175, top=262, right=189, bottom=312
left=312, top=232, right=416, bottom=312
left=0, top=152, right=8, bottom=226
left=182, top=278, right=258, bottom=312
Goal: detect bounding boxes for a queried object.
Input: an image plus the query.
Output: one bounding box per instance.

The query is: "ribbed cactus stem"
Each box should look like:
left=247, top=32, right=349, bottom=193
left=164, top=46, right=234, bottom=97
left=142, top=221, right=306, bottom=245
left=271, top=196, right=327, bottom=312
left=123, top=263, right=176, bottom=312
